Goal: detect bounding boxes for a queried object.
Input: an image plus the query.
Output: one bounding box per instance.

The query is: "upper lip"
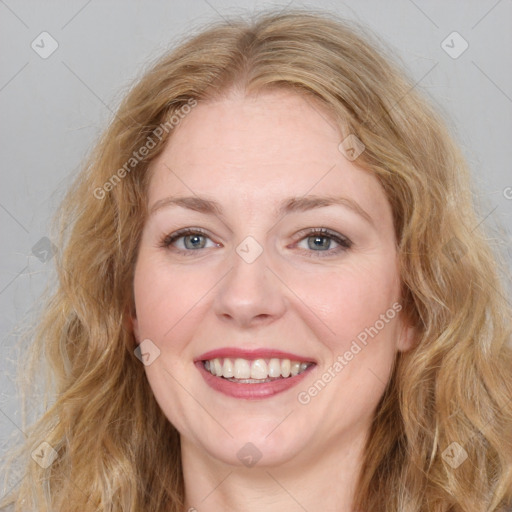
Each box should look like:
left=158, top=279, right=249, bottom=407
left=195, top=348, right=316, bottom=363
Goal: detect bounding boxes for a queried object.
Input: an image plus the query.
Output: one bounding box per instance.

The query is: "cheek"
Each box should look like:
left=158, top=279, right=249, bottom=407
left=132, top=253, right=212, bottom=347
left=288, top=257, right=401, bottom=350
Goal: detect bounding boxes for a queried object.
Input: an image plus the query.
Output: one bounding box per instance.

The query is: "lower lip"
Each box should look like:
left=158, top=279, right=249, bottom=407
left=195, top=361, right=315, bottom=400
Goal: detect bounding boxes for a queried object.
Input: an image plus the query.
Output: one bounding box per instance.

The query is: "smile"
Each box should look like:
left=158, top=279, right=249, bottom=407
left=204, top=357, right=313, bottom=381
left=196, top=349, right=316, bottom=399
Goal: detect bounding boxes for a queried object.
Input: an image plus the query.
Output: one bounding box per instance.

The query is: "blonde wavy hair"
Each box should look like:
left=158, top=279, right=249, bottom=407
left=1, top=8, right=511, bottom=512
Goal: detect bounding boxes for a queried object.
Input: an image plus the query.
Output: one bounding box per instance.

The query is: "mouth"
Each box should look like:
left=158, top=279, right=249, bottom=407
left=195, top=349, right=316, bottom=399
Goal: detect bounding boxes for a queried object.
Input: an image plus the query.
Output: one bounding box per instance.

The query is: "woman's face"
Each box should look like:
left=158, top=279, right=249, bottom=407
left=132, top=89, right=414, bottom=469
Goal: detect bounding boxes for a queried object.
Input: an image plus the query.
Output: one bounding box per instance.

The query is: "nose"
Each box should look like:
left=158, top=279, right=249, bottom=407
left=212, top=240, right=287, bottom=329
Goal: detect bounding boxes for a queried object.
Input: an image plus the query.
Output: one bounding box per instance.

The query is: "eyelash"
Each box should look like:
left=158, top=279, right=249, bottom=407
left=158, top=227, right=353, bottom=257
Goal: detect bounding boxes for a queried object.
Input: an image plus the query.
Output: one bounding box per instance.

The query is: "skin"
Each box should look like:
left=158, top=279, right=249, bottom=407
left=131, top=88, right=415, bottom=512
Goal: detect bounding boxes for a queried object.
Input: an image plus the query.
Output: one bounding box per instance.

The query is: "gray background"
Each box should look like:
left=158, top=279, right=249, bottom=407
left=1, top=0, right=511, bottom=492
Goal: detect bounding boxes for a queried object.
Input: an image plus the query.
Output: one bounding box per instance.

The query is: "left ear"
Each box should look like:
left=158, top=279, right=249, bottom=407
left=396, top=317, right=417, bottom=353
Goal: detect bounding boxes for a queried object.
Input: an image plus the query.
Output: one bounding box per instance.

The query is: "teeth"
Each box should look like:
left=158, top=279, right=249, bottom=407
left=250, top=359, right=268, bottom=379
left=268, top=358, right=281, bottom=378
left=203, top=357, right=312, bottom=380
left=234, top=358, right=251, bottom=379
left=222, top=358, right=234, bottom=378
left=290, top=361, right=300, bottom=376
left=281, top=359, right=291, bottom=378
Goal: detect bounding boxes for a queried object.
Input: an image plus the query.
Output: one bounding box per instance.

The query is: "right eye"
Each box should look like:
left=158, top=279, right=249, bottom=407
left=159, top=228, right=220, bottom=254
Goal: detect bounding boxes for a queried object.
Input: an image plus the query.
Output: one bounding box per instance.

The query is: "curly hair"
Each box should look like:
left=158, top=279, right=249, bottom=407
left=1, top=8, right=511, bottom=512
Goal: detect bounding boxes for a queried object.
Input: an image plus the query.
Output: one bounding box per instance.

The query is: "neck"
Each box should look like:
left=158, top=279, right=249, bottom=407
left=181, top=427, right=368, bottom=512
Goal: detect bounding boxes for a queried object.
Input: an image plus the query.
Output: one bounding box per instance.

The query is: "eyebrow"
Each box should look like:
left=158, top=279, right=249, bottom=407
left=148, top=194, right=374, bottom=225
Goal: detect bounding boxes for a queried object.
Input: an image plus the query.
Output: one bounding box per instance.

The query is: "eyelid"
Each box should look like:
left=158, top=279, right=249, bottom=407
left=293, top=227, right=351, bottom=244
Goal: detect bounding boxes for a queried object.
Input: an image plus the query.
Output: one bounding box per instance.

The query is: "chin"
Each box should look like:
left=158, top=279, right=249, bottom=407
left=205, top=434, right=303, bottom=469
left=178, top=416, right=309, bottom=469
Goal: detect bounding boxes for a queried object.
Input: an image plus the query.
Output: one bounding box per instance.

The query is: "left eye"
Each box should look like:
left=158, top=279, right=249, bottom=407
left=297, top=234, right=339, bottom=251
left=293, top=228, right=352, bottom=256
left=160, top=228, right=216, bottom=251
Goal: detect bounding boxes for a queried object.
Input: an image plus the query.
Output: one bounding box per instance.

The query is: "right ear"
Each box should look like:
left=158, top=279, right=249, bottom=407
left=124, top=304, right=140, bottom=345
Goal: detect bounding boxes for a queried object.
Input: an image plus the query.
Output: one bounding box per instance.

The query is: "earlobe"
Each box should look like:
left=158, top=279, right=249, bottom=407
left=397, top=321, right=417, bottom=353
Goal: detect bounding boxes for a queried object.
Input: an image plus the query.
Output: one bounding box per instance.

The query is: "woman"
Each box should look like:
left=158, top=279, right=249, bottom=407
left=1, top=9, right=511, bottom=512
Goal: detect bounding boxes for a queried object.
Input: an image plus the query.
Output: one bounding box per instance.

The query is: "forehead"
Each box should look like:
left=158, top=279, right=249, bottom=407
left=146, top=89, right=392, bottom=228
